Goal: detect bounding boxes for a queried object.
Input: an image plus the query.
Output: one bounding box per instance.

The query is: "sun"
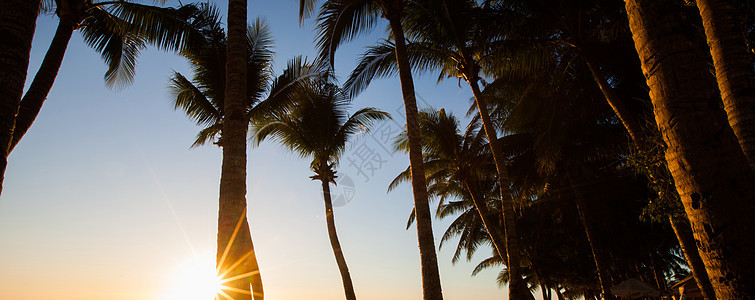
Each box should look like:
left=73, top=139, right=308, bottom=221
left=162, top=254, right=223, bottom=300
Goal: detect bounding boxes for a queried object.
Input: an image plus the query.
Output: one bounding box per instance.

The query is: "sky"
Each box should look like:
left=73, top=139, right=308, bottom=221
left=0, top=1, right=543, bottom=299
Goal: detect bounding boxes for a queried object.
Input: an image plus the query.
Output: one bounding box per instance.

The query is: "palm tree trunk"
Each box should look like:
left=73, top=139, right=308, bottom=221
left=0, top=0, right=39, bottom=196
left=582, top=55, right=644, bottom=143
left=462, top=181, right=508, bottom=265
left=9, top=18, right=75, bottom=153
left=669, top=215, right=716, bottom=300
left=218, top=0, right=263, bottom=299
left=625, top=0, right=755, bottom=298
left=385, top=6, right=443, bottom=300
left=695, top=0, right=755, bottom=170
left=468, top=79, right=533, bottom=300
left=320, top=176, right=357, bottom=300
left=649, top=251, right=666, bottom=293
left=585, top=40, right=719, bottom=299
left=567, top=176, right=615, bottom=300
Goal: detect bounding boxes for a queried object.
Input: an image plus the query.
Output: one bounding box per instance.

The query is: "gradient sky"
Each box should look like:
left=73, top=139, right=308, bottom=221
left=0, top=1, right=542, bottom=299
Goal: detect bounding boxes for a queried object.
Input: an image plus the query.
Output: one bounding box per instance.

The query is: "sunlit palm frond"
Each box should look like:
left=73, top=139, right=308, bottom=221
left=388, top=165, right=412, bottom=193
left=471, top=254, right=504, bottom=277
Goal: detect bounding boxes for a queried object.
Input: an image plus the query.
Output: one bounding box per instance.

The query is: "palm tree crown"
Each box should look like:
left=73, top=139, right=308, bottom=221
left=253, top=73, right=390, bottom=179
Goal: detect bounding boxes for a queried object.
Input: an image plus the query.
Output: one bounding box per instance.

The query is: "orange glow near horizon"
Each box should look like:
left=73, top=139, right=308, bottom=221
left=161, top=253, right=222, bottom=300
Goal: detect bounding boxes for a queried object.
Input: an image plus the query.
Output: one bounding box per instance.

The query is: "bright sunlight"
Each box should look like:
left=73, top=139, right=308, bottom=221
left=162, top=254, right=222, bottom=300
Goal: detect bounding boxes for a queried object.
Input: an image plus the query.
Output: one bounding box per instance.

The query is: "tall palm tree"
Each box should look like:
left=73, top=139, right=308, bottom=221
left=344, top=1, right=540, bottom=298
left=390, top=109, right=511, bottom=287
left=168, top=9, right=314, bottom=298
left=221, top=0, right=257, bottom=297
left=625, top=0, right=755, bottom=298
left=10, top=1, right=207, bottom=154
left=253, top=73, right=389, bottom=300
left=299, top=1, right=444, bottom=298
left=484, top=2, right=716, bottom=297
left=695, top=0, right=755, bottom=170
left=0, top=0, right=40, bottom=196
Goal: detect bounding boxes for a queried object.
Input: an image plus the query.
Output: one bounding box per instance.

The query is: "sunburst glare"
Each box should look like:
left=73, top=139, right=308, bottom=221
left=162, top=254, right=222, bottom=300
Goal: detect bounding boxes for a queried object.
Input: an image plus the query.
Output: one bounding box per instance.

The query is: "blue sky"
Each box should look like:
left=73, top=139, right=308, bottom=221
left=0, top=1, right=532, bottom=299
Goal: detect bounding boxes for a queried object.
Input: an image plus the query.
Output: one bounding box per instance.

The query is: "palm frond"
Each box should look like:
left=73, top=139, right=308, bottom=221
left=472, top=255, right=504, bottom=277
left=344, top=40, right=449, bottom=97
left=298, top=0, right=317, bottom=23
left=168, top=71, right=221, bottom=126
left=315, top=0, right=381, bottom=65
left=388, top=166, right=412, bottom=193
left=192, top=123, right=223, bottom=147
left=113, top=2, right=214, bottom=54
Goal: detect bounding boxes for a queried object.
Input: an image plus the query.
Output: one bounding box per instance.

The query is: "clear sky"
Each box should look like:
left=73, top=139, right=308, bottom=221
left=0, top=1, right=536, bottom=299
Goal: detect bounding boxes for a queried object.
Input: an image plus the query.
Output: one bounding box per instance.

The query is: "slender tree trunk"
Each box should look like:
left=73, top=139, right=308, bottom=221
left=0, top=0, right=39, bottom=196
left=670, top=216, right=716, bottom=300
left=320, top=176, right=357, bottom=300
left=218, top=0, right=263, bottom=299
left=9, top=18, right=75, bottom=153
left=582, top=55, right=644, bottom=143
left=462, top=181, right=508, bottom=264
left=649, top=251, right=666, bottom=293
left=696, top=0, right=755, bottom=170
left=385, top=6, right=443, bottom=300
left=567, top=176, right=615, bottom=300
left=625, top=0, right=755, bottom=298
left=468, top=79, right=533, bottom=300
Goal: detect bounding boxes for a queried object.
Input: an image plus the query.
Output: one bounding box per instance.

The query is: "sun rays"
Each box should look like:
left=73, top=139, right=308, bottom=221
left=214, top=207, right=262, bottom=300
left=160, top=207, right=261, bottom=300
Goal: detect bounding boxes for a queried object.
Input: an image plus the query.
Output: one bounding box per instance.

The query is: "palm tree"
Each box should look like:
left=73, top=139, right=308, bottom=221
left=484, top=2, right=716, bottom=297
left=168, top=9, right=314, bottom=298
left=389, top=109, right=511, bottom=286
left=344, top=1, right=540, bottom=298
left=695, top=0, right=755, bottom=170
left=0, top=0, right=40, bottom=196
left=10, top=1, right=207, bottom=154
left=299, top=1, right=444, bottom=298
left=0, top=0, right=40, bottom=194
left=221, top=0, right=257, bottom=297
left=1, top=0, right=208, bottom=196
left=625, top=0, right=755, bottom=298
left=253, top=73, right=389, bottom=300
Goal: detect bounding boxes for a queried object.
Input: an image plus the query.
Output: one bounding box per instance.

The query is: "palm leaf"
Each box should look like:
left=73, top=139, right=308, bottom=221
left=315, top=0, right=381, bottom=65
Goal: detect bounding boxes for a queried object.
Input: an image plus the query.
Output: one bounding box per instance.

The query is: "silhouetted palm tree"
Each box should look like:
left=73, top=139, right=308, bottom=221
left=298, top=1, right=444, bottom=298
left=11, top=1, right=207, bottom=153
left=253, top=70, right=389, bottom=300
left=168, top=9, right=316, bottom=298
left=344, top=1, right=540, bottom=297
left=0, top=0, right=39, bottom=196
left=1, top=0, right=200, bottom=195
